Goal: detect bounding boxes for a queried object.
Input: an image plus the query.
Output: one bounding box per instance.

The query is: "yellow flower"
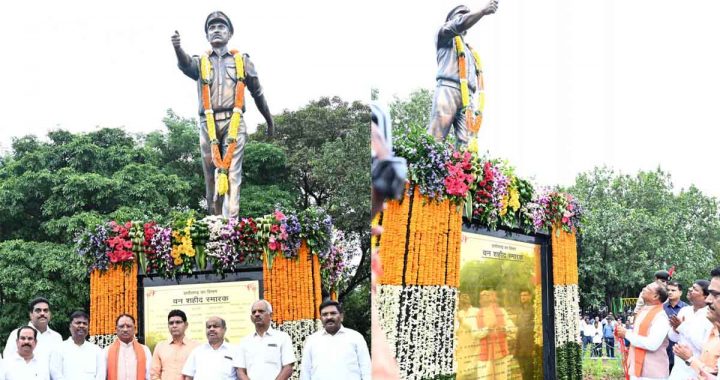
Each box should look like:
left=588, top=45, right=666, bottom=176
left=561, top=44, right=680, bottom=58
left=509, top=186, right=521, bottom=211
left=499, top=194, right=509, bottom=216
left=468, top=137, right=478, bottom=153
left=173, top=257, right=183, bottom=266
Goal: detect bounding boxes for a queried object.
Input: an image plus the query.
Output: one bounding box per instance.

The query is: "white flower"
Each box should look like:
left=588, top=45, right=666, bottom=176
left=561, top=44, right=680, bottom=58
left=376, top=284, right=457, bottom=380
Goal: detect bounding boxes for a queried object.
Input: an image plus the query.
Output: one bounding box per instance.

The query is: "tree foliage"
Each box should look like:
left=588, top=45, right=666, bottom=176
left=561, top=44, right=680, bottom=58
left=568, top=167, right=720, bottom=311
left=0, top=240, right=88, bottom=344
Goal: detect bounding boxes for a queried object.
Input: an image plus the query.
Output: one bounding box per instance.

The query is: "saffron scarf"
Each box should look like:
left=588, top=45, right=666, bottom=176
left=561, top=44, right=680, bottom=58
left=476, top=305, right=509, bottom=361
left=632, top=304, right=664, bottom=377
left=107, top=339, right=147, bottom=380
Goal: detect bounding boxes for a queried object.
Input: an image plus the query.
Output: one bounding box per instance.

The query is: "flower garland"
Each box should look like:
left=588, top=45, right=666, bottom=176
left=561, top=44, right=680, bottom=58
left=376, top=185, right=461, bottom=287
left=89, top=263, right=137, bottom=336
left=275, top=319, right=322, bottom=380
left=552, top=226, right=582, bottom=377
left=376, top=285, right=457, bottom=380
left=200, top=50, right=245, bottom=196
left=263, top=241, right=322, bottom=324
left=454, top=36, right=484, bottom=137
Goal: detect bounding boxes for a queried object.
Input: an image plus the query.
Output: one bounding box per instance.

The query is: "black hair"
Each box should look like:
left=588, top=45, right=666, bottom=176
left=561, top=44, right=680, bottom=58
left=17, top=325, right=37, bottom=340
left=656, top=285, right=668, bottom=303
left=319, top=299, right=343, bottom=314
left=695, top=279, right=711, bottom=297
left=69, top=310, right=89, bottom=322
left=168, top=309, right=187, bottom=323
left=28, top=297, right=50, bottom=313
left=115, top=313, right=135, bottom=326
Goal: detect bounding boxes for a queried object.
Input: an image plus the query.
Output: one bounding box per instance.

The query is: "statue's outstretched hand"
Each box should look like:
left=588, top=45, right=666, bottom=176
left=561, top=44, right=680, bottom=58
left=483, top=0, right=499, bottom=16
left=171, top=30, right=182, bottom=49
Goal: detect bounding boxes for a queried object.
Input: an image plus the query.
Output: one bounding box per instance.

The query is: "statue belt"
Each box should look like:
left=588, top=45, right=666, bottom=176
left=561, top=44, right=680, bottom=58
left=436, top=78, right=476, bottom=93
left=204, top=110, right=234, bottom=121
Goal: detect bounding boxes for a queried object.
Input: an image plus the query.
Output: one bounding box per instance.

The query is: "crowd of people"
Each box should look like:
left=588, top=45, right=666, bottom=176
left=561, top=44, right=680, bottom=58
left=580, top=269, right=720, bottom=379
left=0, top=297, right=370, bottom=380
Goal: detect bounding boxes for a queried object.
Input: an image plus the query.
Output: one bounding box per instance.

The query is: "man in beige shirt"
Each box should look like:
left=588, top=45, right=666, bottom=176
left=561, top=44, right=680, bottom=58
left=151, top=310, right=200, bottom=380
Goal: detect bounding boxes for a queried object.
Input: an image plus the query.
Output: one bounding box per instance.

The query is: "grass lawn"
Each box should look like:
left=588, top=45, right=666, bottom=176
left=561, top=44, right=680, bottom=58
left=581, top=346, right=626, bottom=380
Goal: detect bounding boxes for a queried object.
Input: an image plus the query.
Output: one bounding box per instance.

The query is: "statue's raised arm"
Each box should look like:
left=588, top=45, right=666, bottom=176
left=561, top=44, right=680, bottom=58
left=428, top=1, right=498, bottom=149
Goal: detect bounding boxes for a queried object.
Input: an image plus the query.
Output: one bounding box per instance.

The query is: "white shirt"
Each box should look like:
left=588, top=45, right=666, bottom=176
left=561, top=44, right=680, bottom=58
left=3, top=354, right=50, bottom=380
left=627, top=306, right=671, bottom=380
left=234, top=328, right=295, bottom=380
left=3, top=323, right=62, bottom=361
left=182, top=342, right=237, bottom=380
left=104, top=340, right=152, bottom=380
left=582, top=323, right=596, bottom=338
left=300, top=326, right=370, bottom=380
left=50, top=338, right=106, bottom=380
left=668, top=306, right=713, bottom=380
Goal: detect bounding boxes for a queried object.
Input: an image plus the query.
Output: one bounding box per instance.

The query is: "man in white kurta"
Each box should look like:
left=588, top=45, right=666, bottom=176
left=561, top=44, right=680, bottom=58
left=300, top=300, right=370, bottom=380
left=234, top=300, right=295, bottom=380
left=182, top=316, right=237, bottom=380
left=50, top=310, right=106, bottom=380
left=668, top=280, right=713, bottom=380
left=3, top=297, right=62, bottom=361
left=4, top=326, right=50, bottom=380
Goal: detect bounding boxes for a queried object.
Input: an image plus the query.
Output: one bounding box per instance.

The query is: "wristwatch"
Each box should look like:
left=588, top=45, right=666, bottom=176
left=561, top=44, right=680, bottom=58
left=685, top=357, right=693, bottom=366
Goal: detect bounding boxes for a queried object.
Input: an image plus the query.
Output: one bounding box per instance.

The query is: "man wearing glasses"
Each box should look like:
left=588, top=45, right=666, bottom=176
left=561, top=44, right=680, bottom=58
left=3, top=297, right=62, bottom=361
left=150, top=310, right=200, bottom=380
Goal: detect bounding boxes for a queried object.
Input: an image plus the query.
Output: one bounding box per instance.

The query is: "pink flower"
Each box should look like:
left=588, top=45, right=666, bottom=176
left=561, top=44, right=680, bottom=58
left=274, top=210, right=286, bottom=222
left=268, top=236, right=279, bottom=251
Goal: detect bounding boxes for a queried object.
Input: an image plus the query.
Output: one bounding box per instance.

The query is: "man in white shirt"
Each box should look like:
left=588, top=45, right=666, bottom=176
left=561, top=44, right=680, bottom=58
left=235, top=300, right=295, bottom=380
left=182, top=316, right=237, bottom=380
left=4, top=326, right=50, bottom=380
left=3, top=297, right=62, bottom=361
left=105, top=314, right=152, bottom=380
left=49, top=310, right=106, bottom=380
left=300, top=300, right=370, bottom=380
left=667, top=280, right=713, bottom=380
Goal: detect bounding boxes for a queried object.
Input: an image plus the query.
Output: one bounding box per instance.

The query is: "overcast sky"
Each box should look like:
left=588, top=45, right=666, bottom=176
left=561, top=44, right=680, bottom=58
left=2, top=1, right=720, bottom=197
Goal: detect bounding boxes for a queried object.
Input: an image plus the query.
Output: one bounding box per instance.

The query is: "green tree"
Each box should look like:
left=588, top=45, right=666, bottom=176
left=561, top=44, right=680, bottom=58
left=568, top=167, right=720, bottom=311
left=0, top=240, right=89, bottom=343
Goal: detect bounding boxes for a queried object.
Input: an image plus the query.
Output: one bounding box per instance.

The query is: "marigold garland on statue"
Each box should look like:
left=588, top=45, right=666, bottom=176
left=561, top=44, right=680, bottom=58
left=200, top=50, right=246, bottom=196
left=454, top=36, right=484, bottom=136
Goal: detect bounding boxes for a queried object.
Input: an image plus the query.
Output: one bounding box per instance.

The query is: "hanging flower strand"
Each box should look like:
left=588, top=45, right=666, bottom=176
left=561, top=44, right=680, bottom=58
left=200, top=50, right=246, bottom=196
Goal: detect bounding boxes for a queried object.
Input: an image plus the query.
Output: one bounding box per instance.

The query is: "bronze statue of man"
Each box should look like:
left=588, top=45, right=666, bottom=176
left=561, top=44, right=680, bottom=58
left=427, top=1, right=498, bottom=148
left=172, top=11, right=274, bottom=219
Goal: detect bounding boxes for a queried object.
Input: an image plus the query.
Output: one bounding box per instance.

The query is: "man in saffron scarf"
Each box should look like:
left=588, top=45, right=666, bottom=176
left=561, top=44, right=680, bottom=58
left=617, top=282, right=671, bottom=380
left=475, top=289, right=516, bottom=379
left=172, top=11, right=274, bottom=219
left=105, top=314, right=152, bottom=380
left=427, top=1, right=498, bottom=148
